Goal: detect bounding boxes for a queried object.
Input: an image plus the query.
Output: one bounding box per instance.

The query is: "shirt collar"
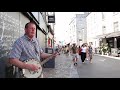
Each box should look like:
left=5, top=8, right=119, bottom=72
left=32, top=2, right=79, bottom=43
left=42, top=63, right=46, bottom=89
left=24, top=35, right=36, bottom=43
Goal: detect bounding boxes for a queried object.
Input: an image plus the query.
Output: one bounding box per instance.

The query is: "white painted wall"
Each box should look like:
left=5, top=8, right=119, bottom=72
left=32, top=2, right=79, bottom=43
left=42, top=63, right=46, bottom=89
left=86, top=12, right=102, bottom=47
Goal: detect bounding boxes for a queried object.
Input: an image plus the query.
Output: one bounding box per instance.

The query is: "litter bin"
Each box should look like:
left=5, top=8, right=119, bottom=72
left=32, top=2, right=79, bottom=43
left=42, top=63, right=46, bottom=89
left=43, top=48, right=55, bottom=68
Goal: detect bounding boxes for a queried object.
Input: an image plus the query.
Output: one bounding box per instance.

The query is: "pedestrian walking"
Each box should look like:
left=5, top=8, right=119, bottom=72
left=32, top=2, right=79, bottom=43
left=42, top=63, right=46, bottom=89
left=78, top=45, right=82, bottom=56
left=88, top=44, right=93, bottom=63
left=81, top=43, right=88, bottom=63
left=71, top=43, right=79, bottom=66
left=85, top=43, right=89, bottom=61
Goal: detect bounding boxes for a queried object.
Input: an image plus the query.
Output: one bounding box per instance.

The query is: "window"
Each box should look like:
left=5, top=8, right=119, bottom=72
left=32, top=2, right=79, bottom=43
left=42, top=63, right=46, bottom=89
left=102, top=26, right=106, bottom=34
left=102, top=12, right=105, bottom=21
left=89, top=42, right=93, bottom=45
left=114, top=22, right=119, bottom=32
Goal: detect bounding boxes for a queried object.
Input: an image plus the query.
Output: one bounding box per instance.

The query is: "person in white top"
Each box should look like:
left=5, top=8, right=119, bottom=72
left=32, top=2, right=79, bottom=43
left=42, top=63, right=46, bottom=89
left=81, top=44, right=88, bottom=63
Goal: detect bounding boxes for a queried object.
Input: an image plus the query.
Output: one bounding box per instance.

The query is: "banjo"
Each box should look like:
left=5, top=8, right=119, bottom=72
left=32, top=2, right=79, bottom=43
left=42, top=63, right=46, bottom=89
left=21, top=51, right=58, bottom=78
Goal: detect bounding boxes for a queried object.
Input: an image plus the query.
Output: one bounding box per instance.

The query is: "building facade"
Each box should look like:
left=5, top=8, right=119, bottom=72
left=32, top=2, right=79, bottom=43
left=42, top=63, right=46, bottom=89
left=86, top=12, right=103, bottom=48
left=86, top=12, right=120, bottom=55
left=69, top=12, right=89, bottom=46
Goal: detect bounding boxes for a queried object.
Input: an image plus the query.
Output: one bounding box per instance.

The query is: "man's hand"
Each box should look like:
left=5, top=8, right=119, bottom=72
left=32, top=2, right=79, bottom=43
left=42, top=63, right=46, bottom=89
left=52, top=52, right=58, bottom=58
left=48, top=52, right=58, bottom=59
left=25, top=64, right=40, bottom=71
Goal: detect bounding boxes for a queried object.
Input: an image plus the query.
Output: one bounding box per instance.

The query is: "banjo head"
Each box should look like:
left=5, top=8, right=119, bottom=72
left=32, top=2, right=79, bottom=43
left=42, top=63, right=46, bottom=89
left=22, top=59, right=42, bottom=78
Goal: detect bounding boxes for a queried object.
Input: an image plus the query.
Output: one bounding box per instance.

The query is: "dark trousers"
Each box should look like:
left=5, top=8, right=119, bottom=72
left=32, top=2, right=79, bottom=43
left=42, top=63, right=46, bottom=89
left=81, top=52, right=86, bottom=62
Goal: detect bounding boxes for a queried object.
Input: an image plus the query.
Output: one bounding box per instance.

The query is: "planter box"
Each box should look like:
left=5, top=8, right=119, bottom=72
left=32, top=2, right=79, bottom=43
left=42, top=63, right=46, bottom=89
left=111, top=48, right=118, bottom=57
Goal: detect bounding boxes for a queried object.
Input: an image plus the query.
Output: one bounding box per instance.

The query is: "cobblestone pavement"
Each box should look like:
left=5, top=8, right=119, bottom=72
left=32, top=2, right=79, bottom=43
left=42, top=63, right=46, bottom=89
left=42, top=53, right=79, bottom=78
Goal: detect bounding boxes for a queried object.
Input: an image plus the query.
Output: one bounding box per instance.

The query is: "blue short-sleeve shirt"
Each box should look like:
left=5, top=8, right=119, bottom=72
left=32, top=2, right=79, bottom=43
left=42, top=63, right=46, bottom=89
left=9, top=35, right=43, bottom=62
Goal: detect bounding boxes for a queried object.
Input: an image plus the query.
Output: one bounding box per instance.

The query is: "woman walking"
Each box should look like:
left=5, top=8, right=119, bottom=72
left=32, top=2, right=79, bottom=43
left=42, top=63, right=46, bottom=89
left=81, top=44, right=87, bottom=63
left=88, top=45, right=93, bottom=63
left=71, top=43, right=79, bottom=65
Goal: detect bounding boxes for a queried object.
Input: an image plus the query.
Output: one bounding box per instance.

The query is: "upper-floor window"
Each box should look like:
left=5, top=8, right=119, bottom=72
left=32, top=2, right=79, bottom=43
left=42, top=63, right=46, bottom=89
left=94, top=13, right=96, bottom=23
left=114, top=21, right=119, bottom=32
left=102, top=12, right=105, bottom=21
left=102, top=26, right=106, bottom=34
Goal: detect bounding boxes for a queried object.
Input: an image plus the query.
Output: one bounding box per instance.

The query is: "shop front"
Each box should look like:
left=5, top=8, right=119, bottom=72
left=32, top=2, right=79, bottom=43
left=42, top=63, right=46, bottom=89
left=106, top=31, right=120, bottom=56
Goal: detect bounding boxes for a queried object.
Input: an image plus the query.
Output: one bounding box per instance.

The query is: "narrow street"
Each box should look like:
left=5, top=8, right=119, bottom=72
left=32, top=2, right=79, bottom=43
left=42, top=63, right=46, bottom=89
left=77, top=54, right=120, bottom=78
left=43, top=53, right=120, bottom=78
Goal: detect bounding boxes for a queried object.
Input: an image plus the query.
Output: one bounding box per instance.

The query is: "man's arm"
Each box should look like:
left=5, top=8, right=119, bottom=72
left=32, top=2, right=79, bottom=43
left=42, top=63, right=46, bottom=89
left=9, top=58, right=28, bottom=69
left=8, top=40, right=27, bottom=69
left=9, top=58, right=40, bottom=71
left=76, top=48, right=79, bottom=54
left=40, top=52, right=52, bottom=59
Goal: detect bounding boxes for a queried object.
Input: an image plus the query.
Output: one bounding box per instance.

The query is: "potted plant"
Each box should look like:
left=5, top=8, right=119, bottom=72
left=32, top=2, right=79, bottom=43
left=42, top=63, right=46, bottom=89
left=100, top=43, right=109, bottom=55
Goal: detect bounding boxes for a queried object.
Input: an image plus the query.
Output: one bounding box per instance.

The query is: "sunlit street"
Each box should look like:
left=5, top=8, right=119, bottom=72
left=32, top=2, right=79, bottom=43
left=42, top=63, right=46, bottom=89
left=0, top=12, right=120, bottom=78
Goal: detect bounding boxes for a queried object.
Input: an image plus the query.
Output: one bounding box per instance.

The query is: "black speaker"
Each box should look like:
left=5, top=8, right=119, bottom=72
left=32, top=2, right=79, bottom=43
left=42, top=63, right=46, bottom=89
left=43, top=48, right=55, bottom=68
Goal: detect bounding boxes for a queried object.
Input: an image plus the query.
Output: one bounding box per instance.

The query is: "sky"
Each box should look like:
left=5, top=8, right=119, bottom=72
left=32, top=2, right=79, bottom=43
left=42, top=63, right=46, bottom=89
left=54, top=12, right=84, bottom=44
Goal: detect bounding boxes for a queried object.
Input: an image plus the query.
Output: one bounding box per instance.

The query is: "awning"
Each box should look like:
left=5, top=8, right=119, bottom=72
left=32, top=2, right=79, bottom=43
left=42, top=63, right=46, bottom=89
left=95, top=31, right=120, bottom=39
left=95, top=34, right=107, bottom=39
left=106, top=31, right=120, bottom=38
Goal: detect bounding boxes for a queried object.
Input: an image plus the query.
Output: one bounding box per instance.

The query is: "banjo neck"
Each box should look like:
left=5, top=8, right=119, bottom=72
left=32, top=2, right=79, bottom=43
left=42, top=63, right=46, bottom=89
left=41, top=50, right=60, bottom=66
left=40, top=52, right=58, bottom=66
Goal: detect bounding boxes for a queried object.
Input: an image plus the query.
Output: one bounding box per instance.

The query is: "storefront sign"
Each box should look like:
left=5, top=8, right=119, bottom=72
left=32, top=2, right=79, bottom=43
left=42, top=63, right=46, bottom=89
left=48, top=16, right=55, bottom=23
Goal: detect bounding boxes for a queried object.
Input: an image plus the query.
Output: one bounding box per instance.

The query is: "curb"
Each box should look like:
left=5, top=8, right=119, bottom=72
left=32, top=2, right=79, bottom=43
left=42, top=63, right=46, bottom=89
left=95, top=54, right=120, bottom=60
